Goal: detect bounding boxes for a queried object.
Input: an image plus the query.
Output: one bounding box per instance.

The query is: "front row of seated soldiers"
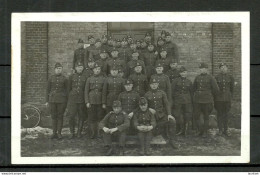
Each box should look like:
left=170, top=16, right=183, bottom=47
left=46, top=61, right=234, bottom=154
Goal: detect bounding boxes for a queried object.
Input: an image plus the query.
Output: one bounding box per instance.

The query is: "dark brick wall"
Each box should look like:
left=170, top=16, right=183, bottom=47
left=22, top=22, right=48, bottom=103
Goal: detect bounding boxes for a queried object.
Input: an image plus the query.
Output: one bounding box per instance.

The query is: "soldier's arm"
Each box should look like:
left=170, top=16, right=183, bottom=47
left=150, top=112, right=157, bottom=128
left=117, top=114, right=130, bottom=132
left=171, top=79, right=177, bottom=107
left=144, top=75, right=148, bottom=92
left=211, top=76, right=220, bottom=95
left=162, top=91, right=171, bottom=115
left=230, top=75, right=235, bottom=97
left=98, top=112, right=110, bottom=130
left=68, top=75, right=72, bottom=93
left=45, top=78, right=51, bottom=103
left=84, top=78, right=90, bottom=104
left=83, top=49, right=89, bottom=68
left=142, top=61, right=147, bottom=75
left=64, top=77, right=69, bottom=96
left=132, top=113, right=139, bottom=129
left=102, top=78, right=108, bottom=104
left=192, top=77, right=198, bottom=92
left=166, top=76, right=172, bottom=105
left=189, top=80, right=194, bottom=102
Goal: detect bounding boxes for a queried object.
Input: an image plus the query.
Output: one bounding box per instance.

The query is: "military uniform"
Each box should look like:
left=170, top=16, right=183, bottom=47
left=155, top=48, right=173, bottom=73
left=193, top=63, right=219, bottom=136
left=126, top=59, right=146, bottom=78
left=118, top=38, right=131, bottom=62
left=172, top=67, right=193, bottom=136
left=85, top=35, right=96, bottom=61
left=166, top=66, right=180, bottom=84
left=85, top=63, right=106, bottom=138
left=214, top=63, right=234, bottom=135
left=46, top=63, right=68, bottom=139
left=106, top=48, right=126, bottom=75
left=133, top=97, right=156, bottom=155
left=164, top=32, right=179, bottom=63
left=143, top=47, right=157, bottom=79
left=102, top=69, right=125, bottom=113
left=129, top=64, right=148, bottom=96
left=99, top=100, right=130, bottom=156
left=96, top=50, right=109, bottom=76
left=67, top=62, right=88, bottom=138
left=144, top=79, right=176, bottom=146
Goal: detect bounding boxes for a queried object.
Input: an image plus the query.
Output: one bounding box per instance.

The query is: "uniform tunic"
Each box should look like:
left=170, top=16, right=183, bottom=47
left=118, top=90, right=140, bottom=114
left=73, top=48, right=87, bottom=69
left=166, top=69, right=180, bottom=84
left=143, top=51, right=157, bottom=78
left=133, top=109, right=156, bottom=128
left=129, top=73, right=148, bottom=96
left=126, top=59, right=146, bottom=78
left=155, top=56, right=173, bottom=73
left=164, top=41, right=179, bottom=63
left=118, top=47, right=131, bottom=62
left=106, top=57, right=126, bottom=75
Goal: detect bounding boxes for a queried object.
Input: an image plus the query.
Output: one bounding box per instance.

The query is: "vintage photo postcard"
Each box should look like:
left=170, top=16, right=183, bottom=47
left=11, top=12, right=249, bottom=164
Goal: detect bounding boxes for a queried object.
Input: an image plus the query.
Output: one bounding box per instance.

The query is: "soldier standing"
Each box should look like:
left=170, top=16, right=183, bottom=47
left=83, top=58, right=94, bottom=78
left=144, top=32, right=152, bottom=44
left=96, top=50, right=108, bottom=76
left=164, top=32, right=179, bottom=63
left=160, top=30, right=167, bottom=40
left=144, top=78, right=177, bottom=148
left=133, top=97, right=156, bottom=155
left=101, top=34, right=109, bottom=52
left=150, top=62, right=172, bottom=104
left=107, top=36, right=114, bottom=56
left=214, top=63, right=234, bottom=136
left=193, top=63, right=219, bottom=137
left=155, top=37, right=165, bottom=54
left=106, top=48, right=126, bottom=75
left=99, top=100, right=130, bottom=156
left=127, top=35, right=133, bottom=46
left=91, top=39, right=102, bottom=61
left=166, top=61, right=180, bottom=84
left=155, top=47, right=172, bottom=73
left=126, top=51, right=146, bottom=77
left=118, top=37, right=131, bottom=62
left=45, top=63, right=68, bottom=139
left=129, top=62, right=148, bottom=96
left=67, top=62, right=87, bottom=139
left=143, top=43, right=158, bottom=79
left=85, top=63, right=106, bottom=139
left=172, top=66, right=193, bottom=136
left=102, top=65, right=125, bottom=114
left=73, top=39, right=87, bottom=69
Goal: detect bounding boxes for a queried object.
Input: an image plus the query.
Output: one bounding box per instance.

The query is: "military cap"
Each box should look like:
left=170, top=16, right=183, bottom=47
left=199, top=62, right=208, bottom=69
left=88, top=57, right=95, bottom=62
left=78, top=39, right=84, bottom=44
left=122, top=37, right=127, bottom=41
left=132, top=50, right=139, bottom=55
left=145, top=32, right=151, bottom=37
left=124, top=79, right=133, bottom=85
left=116, top=39, right=121, bottom=42
left=129, top=41, right=135, bottom=45
left=140, top=39, right=145, bottom=43
left=88, top=35, right=94, bottom=40
left=219, top=62, right=227, bottom=68
left=155, top=62, right=163, bottom=68
left=111, top=47, right=119, bottom=52
left=111, top=65, right=119, bottom=70
left=165, top=32, right=171, bottom=36
left=147, top=42, right=154, bottom=46
left=127, top=35, right=132, bottom=39
left=55, top=62, right=63, bottom=68
left=136, top=40, right=141, bottom=43
left=149, top=78, right=158, bottom=84
left=100, top=50, right=107, bottom=54
left=101, top=34, right=107, bottom=39
left=94, top=63, right=101, bottom=68
left=157, top=37, right=164, bottom=41
left=160, top=47, right=167, bottom=52
left=161, top=30, right=167, bottom=35
left=112, top=100, right=122, bottom=107
left=118, top=67, right=123, bottom=73
left=139, top=97, right=148, bottom=105
left=179, top=66, right=187, bottom=73
left=135, top=62, right=142, bottom=68
left=108, top=36, right=113, bottom=40
left=76, top=62, right=84, bottom=67
left=95, top=39, right=101, bottom=43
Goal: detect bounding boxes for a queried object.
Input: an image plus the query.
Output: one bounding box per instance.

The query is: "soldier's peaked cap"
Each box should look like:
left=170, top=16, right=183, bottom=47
left=145, top=32, right=151, bottom=37
left=102, top=34, right=107, bottom=38
left=113, top=100, right=122, bottom=107
left=95, top=39, right=101, bottom=43
left=160, top=47, right=167, bottom=52
left=150, top=78, right=158, bottom=84
left=124, top=79, right=133, bottom=85
left=199, top=62, right=208, bottom=68
left=127, top=35, right=132, bottom=38
left=54, top=62, right=62, bottom=68
left=78, top=39, right=84, bottom=43
left=179, top=66, right=187, bottom=73
left=165, top=32, right=171, bottom=36
left=135, top=62, right=142, bottom=67
left=219, top=62, right=227, bottom=68
left=100, top=50, right=107, bottom=54
left=111, top=47, right=118, bottom=52
left=157, top=37, right=164, bottom=41
left=93, top=63, right=101, bottom=68
left=76, top=62, right=84, bottom=67
left=139, top=97, right=148, bottom=105
left=155, top=62, right=163, bottom=68
left=88, top=35, right=94, bottom=40
left=108, top=36, right=113, bottom=40
left=161, top=30, right=167, bottom=34
left=111, top=65, right=119, bottom=70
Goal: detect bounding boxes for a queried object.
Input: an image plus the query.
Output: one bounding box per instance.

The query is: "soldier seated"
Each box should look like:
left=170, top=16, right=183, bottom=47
left=99, top=100, right=130, bottom=156
left=133, top=97, right=156, bottom=156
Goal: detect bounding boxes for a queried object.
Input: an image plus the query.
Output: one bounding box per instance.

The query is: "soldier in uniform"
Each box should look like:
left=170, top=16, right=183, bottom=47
left=45, top=63, right=68, bottom=139
left=126, top=51, right=146, bottom=77
left=136, top=40, right=141, bottom=51
left=85, top=63, right=106, bottom=139
left=143, top=43, right=158, bottom=79
left=214, top=63, right=234, bottom=136
left=85, top=35, right=96, bottom=60
left=133, top=97, right=156, bottom=155
left=155, top=37, right=165, bottom=55
left=67, top=62, right=87, bottom=139
left=106, top=48, right=126, bottom=75
left=118, top=37, right=131, bottom=62
left=165, top=32, right=179, bottom=63
left=129, top=62, right=148, bottom=96
left=102, top=65, right=125, bottom=114
left=155, top=47, right=172, bottom=73
left=101, top=34, right=109, bottom=52
left=144, top=32, right=152, bottom=44
left=107, top=36, right=114, bottom=55
left=166, top=61, right=180, bottom=84
left=83, top=58, right=95, bottom=78
left=96, top=49, right=108, bottom=76
left=193, top=63, right=219, bottom=137
left=118, top=67, right=125, bottom=79
left=127, top=35, right=133, bottom=46
left=91, top=39, right=102, bottom=61
left=160, top=30, right=167, bottom=40
left=115, top=39, right=121, bottom=49
left=73, top=39, right=87, bottom=70
left=150, top=62, right=172, bottom=104
left=144, top=78, right=177, bottom=148
left=172, top=66, right=193, bottom=136
left=99, top=100, right=130, bottom=156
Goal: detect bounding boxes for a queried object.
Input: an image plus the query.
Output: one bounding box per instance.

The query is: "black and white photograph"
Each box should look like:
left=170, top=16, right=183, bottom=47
left=11, top=12, right=249, bottom=164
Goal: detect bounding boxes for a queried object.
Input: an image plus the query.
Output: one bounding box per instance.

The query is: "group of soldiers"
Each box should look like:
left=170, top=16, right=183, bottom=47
left=45, top=30, right=235, bottom=156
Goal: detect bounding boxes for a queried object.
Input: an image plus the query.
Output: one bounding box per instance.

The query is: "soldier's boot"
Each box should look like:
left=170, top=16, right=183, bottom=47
left=139, top=140, right=145, bottom=156
left=145, top=141, right=151, bottom=156
left=105, top=146, right=114, bottom=156
left=69, top=120, right=75, bottom=139
left=119, top=146, right=125, bottom=156
left=169, top=139, right=179, bottom=149
left=202, top=127, right=209, bottom=138
left=57, top=119, right=63, bottom=140
left=176, top=126, right=184, bottom=136
left=90, top=123, right=97, bottom=139
left=76, top=119, right=84, bottom=138
left=183, top=123, right=189, bottom=137
left=51, top=119, right=58, bottom=139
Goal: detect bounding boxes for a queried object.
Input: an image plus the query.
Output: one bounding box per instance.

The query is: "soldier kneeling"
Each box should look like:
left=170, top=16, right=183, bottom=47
left=133, top=97, right=156, bottom=156
left=99, top=100, right=130, bottom=156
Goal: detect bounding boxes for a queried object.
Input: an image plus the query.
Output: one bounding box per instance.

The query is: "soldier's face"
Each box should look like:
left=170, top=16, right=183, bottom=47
left=134, top=66, right=142, bottom=73
left=161, top=33, right=166, bottom=38
left=108, top=40, right=113, bottom=45
left=150, top=83, right=159, bottom=90
left=55, top=67, right=63, bottom=74
left=156, top=67, right=164, bottom=74
left=95, top=42, right=101, bottom=48
left=100, top=53, right=107, bottom=59
left=101, top=38, right=107, bottom=43
left=111, top=51, right=118, bottom=57
left=136, top=42, right=141, bottom=47
left=113, top=106, right=122, bottom=114
left=93, top=67, right=101, bottom=74
left=180, top=71, right=188, bottom=78
left=116, top=42, right=121, bottom=47
left=121, top=41, right=127, bottom=47
left=148, top=45, right=154, bottom=51
left=140, top=104, right=148, bottom=111
left=220, top=66, right=228, bottom=73
left=127, top=38, right=133, bottom=43
left=118, top=72, right=124, bottom=78
left=145, top=36, right=151, bottom=42
left=160, top=51, right=167, bottom=57
left=89, top=38, right=95, bottom=44
left=141, top=42, right=147, bottom=48
left=165, top=36, right=171, bottom=42
left=199, top=68, right=208, bottom=74
left=124, top=84, right=133, bottom=91
left=132, top=53, right=139, bottom=60
left=130, top=44, right=136, bottom=50
left=158, top=40, right=164, bottom=46
left=76, top=66, right=84, bottom=73
left=170, top=63, right=178, bottom=69
left=110, top=70, right=118, bottom=76
left=88, top=62, right=95, bottom=68
left=112, top=41, right=117, bottom=47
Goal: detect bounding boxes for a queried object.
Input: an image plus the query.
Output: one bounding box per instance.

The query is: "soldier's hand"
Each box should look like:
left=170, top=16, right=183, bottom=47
left=86, top=103, right=91, bottom=108
left=147, top=125, right=153, bottom=131
left=103, top=127, right=110, bottom=133
left=168, top=115, right=175, bottom=121
left=110, top=128, right=118, bottom=133
left=128, top=112, right=134, bottom=119
left=148, top=108, right=156, bottom=115
left=102, top=104, right=106, bottom=109
left=155, top=51, right=158, bottom=55
left=45, top=102, right=49, bottom=107
left=137, top=126, right=143, bottom=131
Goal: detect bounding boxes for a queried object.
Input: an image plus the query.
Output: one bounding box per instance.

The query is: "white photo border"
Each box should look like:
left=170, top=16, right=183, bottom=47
left=11, top=12, right=250, bottom=164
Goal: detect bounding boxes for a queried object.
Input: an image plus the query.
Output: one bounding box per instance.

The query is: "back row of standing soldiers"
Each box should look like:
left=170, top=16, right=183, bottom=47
left=45, top=31, right=235, bottom=156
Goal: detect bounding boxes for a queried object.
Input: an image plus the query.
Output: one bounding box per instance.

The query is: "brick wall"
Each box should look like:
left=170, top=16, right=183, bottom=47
left=23, top=22, right=48, bottom=103
left=154, top=23, right=213, bottom=81
left=21, top=22, right=26, bottom=103
left=47, top=22, right=107, bottom=77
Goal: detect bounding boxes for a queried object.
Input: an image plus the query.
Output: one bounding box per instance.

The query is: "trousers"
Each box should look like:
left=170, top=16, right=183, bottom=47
left=153, top=116, right=176, bottom=141
left=49, top=102, right=66, bottom=134
left=102, top=131, right=127, bottom=147
left=214, top=101, right=231, bottom=132
left=193, top=103, right=213, bottom=133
